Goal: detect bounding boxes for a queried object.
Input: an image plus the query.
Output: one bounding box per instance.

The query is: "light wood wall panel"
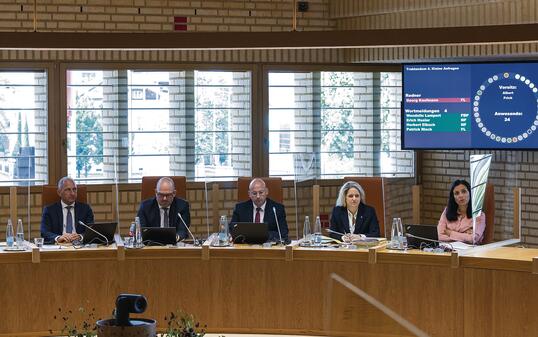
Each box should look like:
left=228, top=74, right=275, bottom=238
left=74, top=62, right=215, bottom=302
left=330, top=0, right=535, bottom=29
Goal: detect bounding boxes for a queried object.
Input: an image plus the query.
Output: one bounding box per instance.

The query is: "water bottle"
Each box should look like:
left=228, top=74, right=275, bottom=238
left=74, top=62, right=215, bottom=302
left=129, top=222, right=136, bottom=237
left=303, top=216, right=311, bottom=243
left=218, top=215, right=229, bottom=246
left=16, top=218, right=24, bottom=249
left=390, top=217, right=403, bottom=249
left=6, top=219, right=14, bottom=248
left=313, top=215, right=322, bottom=246
left=134, top=217, right=142, bottom=248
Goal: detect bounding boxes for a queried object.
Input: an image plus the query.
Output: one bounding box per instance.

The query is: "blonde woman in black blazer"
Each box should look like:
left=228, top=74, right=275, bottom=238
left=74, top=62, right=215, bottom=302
left=329, top=181, right=380, bottom=242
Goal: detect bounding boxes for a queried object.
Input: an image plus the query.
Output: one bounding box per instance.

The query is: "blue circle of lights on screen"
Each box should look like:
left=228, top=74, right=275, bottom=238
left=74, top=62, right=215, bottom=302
left=473, top=72, right=538, bottom=144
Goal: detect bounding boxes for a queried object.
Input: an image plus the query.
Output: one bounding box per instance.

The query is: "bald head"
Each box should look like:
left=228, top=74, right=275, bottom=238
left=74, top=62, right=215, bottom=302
left=248, top=178, right=268, bottom=208
left=155, top=177, right=176, bottom=208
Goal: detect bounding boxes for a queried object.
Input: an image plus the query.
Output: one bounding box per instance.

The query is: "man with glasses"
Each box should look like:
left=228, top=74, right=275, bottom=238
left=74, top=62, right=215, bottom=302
left=40, top=176, right=95, bottom=244
left=230, top=178, right=289, bottom=242
left=137, top=177, right=191, bottom=241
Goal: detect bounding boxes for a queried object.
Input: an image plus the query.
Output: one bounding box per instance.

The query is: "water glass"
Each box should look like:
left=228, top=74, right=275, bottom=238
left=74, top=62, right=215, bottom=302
left=123, top=236, right=133, bottom=247
left=34, top=237, right=44, bottom=248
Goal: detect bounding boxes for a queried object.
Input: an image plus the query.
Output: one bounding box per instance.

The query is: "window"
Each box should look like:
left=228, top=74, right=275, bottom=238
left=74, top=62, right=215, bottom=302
left=268, top=71, right=412, bottom=179
left=0, top=71, right=48, bottom=186
left=66, top=69, right=251, bottom=183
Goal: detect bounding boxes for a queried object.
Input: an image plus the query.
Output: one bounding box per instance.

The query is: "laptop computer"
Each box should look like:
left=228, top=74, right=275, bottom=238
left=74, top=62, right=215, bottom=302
left=231, top=222, right=268, bottom=244
left=82, top=222, right=117, bottom=245
left=141, top=227, right=177, bottom=245
left=404, top=224, right=439, bottom=249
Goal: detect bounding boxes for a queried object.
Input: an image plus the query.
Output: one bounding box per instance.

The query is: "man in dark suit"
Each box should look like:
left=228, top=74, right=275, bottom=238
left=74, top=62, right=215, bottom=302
left=136, top=177, right=191, bottom=241
left=230, top=178, right=288, bottom=243
left=40, top=177, right=95, bottom=244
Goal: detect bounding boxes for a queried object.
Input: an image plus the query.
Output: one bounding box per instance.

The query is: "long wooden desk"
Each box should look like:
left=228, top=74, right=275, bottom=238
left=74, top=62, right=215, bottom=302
left=0, top=244, right=537, bottom=337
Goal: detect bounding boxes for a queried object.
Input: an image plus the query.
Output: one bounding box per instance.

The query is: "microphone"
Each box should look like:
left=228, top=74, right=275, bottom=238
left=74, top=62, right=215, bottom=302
left=177, top=212, right=199, bottom=246
left=272, top=206, right=284, bottom=245
left=78, top=221, right=109, bottom=246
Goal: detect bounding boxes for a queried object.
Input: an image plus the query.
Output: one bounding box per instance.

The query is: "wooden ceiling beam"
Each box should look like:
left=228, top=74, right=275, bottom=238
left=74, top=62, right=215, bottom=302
left=1, top=24, right=538, bottom=50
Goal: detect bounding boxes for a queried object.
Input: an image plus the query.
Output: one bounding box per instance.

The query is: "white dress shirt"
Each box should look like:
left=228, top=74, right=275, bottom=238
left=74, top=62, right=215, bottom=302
left=347, top=209, right=357, bottom=234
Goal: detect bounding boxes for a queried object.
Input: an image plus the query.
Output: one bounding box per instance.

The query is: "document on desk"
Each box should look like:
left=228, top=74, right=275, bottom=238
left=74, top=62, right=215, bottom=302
left=441, top=241, right=473, bottom=250
left=41, top=245, right=64, bottom=250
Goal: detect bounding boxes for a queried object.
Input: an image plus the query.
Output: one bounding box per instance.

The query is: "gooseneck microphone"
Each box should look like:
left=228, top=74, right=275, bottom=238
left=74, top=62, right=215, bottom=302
left=177, top=212, right=199, bottom=246
left=272, top=206, right=284, bottom=245
left=78, top=221, right=109, bottom=246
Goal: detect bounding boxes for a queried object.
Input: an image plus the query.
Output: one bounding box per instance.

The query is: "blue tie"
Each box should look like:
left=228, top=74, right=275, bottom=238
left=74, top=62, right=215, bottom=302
left=66, top=206, right=73, bottom=233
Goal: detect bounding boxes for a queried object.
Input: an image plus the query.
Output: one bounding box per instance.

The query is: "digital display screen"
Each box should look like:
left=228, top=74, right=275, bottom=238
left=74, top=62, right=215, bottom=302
left=402, top=62, right=538, bottom=149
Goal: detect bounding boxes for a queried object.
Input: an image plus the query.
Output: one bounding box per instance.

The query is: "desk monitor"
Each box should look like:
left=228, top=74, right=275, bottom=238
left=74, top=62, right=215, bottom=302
left=405, top=224, right=439, bottom=249
left=82, top=222, right=117, bottom=245
left=141, top=227, right=177, bottom=245
left=231, top=222, right=268, bottom=244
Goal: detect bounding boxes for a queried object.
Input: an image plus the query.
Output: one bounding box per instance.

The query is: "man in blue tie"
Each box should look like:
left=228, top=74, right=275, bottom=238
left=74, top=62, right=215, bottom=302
left=229, top=178, right=289, bottom=242
left=40, top=177, right=95, bottom=244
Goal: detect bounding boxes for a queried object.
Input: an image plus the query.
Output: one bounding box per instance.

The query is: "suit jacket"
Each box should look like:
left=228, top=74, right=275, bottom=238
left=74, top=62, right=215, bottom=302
left=136, top=197, right=191, bottom=240
left=230, top=198, right=289, bottom=241
left=329, top=203, right=380, bottom=240
left=40, top=201, right=95, bottom=244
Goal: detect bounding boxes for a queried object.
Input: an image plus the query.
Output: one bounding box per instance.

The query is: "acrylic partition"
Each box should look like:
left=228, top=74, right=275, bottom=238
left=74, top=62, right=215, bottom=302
left=293, top=153, right=317, bottom=241
left=326, top=273, right=429, bottom=337
left=468, top=152, right=521, bottom=250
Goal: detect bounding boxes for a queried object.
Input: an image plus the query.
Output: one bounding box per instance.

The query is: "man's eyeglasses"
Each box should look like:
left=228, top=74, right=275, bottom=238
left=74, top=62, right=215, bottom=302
left=249, top=191, right=266, bottom=197
left=156, top=192, right=174, bottom=198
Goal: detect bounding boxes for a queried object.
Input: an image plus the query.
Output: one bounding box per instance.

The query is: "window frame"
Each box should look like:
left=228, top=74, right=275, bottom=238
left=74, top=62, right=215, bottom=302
left=0, top=62, right=57, bottom=186
left=262, top=63, right=411, bottom=179
left=60, top=62, right=259, bottom=184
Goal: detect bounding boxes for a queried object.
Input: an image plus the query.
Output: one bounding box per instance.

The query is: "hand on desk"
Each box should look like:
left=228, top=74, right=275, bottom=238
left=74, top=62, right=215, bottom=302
left=57, top=233, right=81, bottom=243
left=342, top=233, right=365, bottom=243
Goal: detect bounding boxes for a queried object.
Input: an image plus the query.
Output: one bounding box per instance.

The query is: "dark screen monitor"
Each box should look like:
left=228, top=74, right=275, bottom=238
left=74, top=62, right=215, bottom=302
left=141, top=227, right=177, bottom=245
left=231, top=222, right=268, bottom=244
left=82, top=222, right=117, bottom=245
left=402, top=61, right=538, bottom=150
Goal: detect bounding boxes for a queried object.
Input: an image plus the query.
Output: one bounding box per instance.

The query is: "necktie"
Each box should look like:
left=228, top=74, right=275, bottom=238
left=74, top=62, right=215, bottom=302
left=255, top=207, right=261, bottom=223
left=163, top=208, right=169, bottom=227
left=66, top=206, right=73, bottom=233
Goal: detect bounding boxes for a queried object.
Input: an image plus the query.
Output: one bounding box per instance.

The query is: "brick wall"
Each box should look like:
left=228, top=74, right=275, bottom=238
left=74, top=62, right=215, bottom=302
left=0, top=0, right=333, bottom=33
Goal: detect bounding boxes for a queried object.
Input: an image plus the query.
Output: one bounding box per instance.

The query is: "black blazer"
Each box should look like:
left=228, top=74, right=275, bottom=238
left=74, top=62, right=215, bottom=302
left=136, top=197, right=191, bottom=240
left=329, top=203, right=380, bottom=240
left=230, top=198, right=289, bottom=241
left=40, top=201, right=95, bottom=243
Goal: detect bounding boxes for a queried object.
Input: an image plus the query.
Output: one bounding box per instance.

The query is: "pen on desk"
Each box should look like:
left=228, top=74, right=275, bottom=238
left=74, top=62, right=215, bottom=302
left=325, top=228, right=347, bottom=236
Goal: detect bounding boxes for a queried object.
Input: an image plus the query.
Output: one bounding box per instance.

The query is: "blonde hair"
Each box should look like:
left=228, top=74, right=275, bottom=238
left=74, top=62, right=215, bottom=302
left=335, top=181, right=366, bottom=207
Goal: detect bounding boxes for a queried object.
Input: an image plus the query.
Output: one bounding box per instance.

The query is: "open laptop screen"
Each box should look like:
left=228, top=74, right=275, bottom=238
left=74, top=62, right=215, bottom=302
left=231, top=222, right=268, bottom=244
left=141, top=227, right=177, bottom=245
left=82, top=222, right=117, bottom=245
left=405, top=224, right=439, bottom=249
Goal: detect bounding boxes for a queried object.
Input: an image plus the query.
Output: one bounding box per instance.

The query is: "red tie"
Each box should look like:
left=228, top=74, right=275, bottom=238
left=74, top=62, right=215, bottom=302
left=255, top=207, right=261, bottom=223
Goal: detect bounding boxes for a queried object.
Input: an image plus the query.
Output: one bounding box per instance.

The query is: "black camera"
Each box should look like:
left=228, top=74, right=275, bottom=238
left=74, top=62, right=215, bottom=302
left=115, top=294, right=147, bottom=326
